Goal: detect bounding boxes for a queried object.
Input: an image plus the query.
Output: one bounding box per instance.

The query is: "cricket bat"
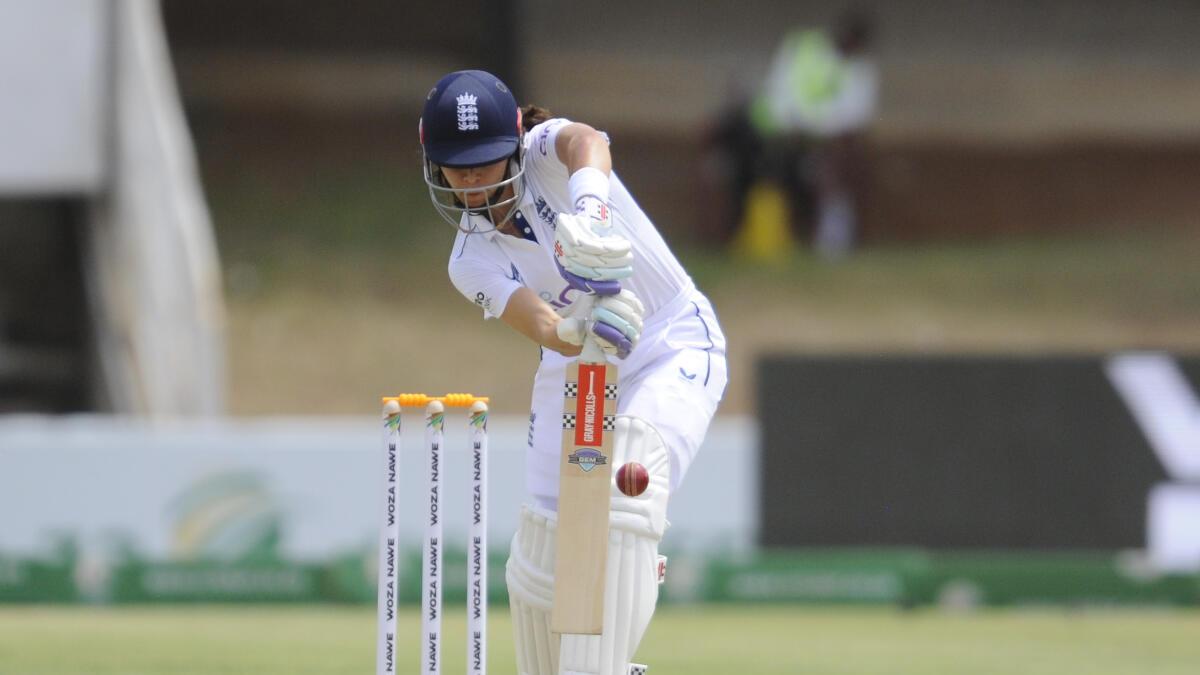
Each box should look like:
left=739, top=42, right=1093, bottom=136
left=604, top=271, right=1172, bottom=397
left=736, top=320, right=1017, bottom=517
left=552, top=318, right=616, bottom=637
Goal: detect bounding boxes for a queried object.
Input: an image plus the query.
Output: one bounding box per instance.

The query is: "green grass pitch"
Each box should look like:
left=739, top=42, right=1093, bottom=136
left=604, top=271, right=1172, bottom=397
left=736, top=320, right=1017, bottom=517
left=2, top=604, right=1199, bottom=674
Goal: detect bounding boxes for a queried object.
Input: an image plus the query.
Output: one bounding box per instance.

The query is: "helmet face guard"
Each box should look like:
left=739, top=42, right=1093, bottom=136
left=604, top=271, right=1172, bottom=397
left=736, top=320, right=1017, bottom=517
left=422, top=151, right=525, bottom=233
left=419, top=70, right=525, bottom=234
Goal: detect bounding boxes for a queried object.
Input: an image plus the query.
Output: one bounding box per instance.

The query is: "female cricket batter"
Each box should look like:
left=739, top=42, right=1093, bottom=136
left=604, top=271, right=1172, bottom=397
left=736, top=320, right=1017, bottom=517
left=419, top=70, right=727, bottom=675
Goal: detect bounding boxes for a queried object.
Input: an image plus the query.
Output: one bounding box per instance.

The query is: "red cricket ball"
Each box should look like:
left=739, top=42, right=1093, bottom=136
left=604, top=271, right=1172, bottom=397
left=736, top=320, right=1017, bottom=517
left=616, top=462, right=650, bottom=497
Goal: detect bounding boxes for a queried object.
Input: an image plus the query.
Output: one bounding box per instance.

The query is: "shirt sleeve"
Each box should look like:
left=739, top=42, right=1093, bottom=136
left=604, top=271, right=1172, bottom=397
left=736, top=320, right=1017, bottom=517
left=526, top=118, right=573, bottom=169
left=524, top=117, right=613, bottom=210
left=447, top=234, right=522, bottom=320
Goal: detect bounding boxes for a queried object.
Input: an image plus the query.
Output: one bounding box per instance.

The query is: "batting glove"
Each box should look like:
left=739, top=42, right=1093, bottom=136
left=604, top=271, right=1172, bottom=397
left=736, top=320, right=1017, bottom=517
left=555, top=290, right=645, bottom=360
left=553, top=212, right=633, bottom=294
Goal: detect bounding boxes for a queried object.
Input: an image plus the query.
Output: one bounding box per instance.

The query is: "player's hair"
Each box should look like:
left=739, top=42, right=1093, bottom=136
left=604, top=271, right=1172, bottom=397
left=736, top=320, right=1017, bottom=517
left=520, top=104, right=552, bottom=132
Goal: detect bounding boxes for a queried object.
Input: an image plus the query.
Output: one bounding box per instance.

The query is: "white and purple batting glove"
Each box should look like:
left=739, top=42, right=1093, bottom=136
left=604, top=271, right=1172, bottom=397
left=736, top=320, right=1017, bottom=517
left=553, top=212, right=632, bottom=296
left=555, top=290, right=645, bottom=360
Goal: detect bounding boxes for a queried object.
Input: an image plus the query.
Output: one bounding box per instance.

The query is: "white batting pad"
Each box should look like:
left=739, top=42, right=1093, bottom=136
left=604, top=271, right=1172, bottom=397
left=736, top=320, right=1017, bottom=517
left=506, top=416, right=670, bottom=675
left=506, top=506, right=557, bottom=675
left=609, top=416, right=670, bottom=539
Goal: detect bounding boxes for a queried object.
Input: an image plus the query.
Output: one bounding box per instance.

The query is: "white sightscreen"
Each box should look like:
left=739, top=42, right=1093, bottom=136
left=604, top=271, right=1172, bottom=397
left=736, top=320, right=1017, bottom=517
left=0, top=0, right=107, bottom=194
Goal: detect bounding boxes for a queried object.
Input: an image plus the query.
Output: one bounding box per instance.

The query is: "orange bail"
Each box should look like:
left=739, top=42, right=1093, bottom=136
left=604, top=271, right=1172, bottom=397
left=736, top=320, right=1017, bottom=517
left=381, top=393, right=490, bottom=408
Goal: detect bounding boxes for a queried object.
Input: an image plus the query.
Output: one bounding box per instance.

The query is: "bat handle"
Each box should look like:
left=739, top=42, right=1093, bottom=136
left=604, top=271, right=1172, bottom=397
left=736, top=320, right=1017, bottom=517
left=574, top=293, right=610, bottom=364
left=581, top=334, right=607, bottom=364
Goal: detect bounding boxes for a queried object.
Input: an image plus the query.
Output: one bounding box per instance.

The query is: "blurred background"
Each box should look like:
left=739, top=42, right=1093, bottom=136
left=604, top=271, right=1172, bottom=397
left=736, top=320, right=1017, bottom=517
left=2, top=1, right=1199, bottom=673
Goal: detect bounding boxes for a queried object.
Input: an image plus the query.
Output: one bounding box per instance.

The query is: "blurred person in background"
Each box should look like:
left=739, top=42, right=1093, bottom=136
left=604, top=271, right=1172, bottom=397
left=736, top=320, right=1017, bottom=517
left=700, top=79, right=764, bottom=246
left=419, top=69, right=727, bottom=675
left=707, top=9, right=878, bottom=259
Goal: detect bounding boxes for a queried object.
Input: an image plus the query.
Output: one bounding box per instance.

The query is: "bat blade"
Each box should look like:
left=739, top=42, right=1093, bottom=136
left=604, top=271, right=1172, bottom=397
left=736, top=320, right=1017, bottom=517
left=552, top=352, right=616, bottom=635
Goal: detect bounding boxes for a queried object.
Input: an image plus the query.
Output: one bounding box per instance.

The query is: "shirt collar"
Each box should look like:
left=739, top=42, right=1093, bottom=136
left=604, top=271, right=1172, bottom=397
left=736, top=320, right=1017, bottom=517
left=463, top=188, right=537, bottom=242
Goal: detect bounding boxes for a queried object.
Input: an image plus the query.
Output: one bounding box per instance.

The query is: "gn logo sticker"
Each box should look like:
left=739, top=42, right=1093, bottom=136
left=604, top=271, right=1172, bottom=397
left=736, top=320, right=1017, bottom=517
left=568, top=448, right=607, bottom=473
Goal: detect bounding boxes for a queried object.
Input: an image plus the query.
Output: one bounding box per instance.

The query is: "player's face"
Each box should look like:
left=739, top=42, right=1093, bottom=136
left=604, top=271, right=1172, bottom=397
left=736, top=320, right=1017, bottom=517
left=440, top=160, right=509, bottom=208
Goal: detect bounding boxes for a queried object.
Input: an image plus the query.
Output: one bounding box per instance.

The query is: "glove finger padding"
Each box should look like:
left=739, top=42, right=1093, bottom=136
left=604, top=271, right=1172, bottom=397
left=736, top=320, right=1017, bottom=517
left=591, top=322, right=633, bottom=359
left=557, top=260, right=623, bottom=296
left=561, top=247, right=634, bottom=270
left=599, top=292, right=645, bottom=333
left=559, top=256, right=632, bottom=283
left=589, top=290, right=645, bottom=359
left=555, top=213, right=633, bottom=282
left=592, top=307, right=637, bottom=341
left=555, top=213, right=631, bottom=254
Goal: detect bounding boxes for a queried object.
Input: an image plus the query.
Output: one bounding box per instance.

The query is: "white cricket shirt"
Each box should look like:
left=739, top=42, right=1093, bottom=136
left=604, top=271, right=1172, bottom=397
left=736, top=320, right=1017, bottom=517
left=447, top=118, right=693, bottom=323
left=446, top=118, right=727, bottom=505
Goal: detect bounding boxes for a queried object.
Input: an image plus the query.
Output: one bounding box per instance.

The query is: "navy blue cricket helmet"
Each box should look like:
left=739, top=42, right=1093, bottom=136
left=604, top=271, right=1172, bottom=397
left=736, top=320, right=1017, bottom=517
left=420, top=70, right=526, bottom=231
